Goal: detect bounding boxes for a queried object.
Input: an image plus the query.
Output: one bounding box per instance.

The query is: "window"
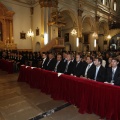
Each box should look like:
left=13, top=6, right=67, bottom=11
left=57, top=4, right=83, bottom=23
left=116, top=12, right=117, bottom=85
left=102, top=0, right=106, bottom=5
left=114, top=1, right=117, bottom=11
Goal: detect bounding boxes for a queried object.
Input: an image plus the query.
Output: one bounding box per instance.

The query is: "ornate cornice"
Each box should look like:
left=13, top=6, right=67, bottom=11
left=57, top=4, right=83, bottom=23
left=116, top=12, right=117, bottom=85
left=39, top=0, right=58, bottom=7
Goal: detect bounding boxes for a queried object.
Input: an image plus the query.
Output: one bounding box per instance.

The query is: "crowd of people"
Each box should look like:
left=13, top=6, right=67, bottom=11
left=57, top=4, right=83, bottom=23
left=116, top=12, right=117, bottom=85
left=0, top=50, right=120, bottom=86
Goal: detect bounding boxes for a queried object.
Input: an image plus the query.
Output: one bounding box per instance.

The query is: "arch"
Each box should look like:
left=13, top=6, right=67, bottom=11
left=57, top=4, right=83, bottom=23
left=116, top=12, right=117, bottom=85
left=35, top=42, right=40, bottom=52
left=82, top=15, right=95, bottom=33
left=60, top=8, right=78, bottom=27
left=98, top=20, right=108, bottom=34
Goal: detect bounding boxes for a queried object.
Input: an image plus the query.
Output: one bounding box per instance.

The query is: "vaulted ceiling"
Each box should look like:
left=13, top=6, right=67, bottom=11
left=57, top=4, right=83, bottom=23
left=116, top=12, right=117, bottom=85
left=13, top=0, right=39, bottom=5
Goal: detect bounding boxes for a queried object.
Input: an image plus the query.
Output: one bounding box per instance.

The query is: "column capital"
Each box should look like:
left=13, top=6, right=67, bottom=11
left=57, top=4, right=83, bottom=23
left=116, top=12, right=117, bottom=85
left=78, top=9, right=83, bottom=16
left=95, top=15, right=100, bottom=22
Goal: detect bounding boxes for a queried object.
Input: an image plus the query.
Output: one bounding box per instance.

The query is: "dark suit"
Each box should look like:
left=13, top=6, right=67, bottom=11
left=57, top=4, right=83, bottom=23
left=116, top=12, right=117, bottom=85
left=73, top=61, right=83, bottom=77
left=54, top=61, right=64, bottom=73
left=106, top=67, right=120, bottom=86
left=46, top=58, right=57, bottom=71
left=94, top=65, right=106, bottom=82
left=41, top=58, right=49, bottom=70
left=64, top=61, right=74, bottom=75
left=82, top=63, right=96, bottom=79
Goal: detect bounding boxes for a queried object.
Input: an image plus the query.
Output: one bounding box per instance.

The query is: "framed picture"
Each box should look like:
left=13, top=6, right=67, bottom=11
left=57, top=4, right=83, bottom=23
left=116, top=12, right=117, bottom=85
left=104, top=40, right=107, bottom=45
left=20, top=32, right=26, bottom=39
left=36, top=28, right=39, bottom=36
left=64, top=33, right=69, bottom=42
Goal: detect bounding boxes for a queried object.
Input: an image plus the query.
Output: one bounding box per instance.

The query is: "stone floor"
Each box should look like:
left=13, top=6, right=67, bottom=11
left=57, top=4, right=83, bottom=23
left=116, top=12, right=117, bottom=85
left=0, top=70, right=100, bottom=120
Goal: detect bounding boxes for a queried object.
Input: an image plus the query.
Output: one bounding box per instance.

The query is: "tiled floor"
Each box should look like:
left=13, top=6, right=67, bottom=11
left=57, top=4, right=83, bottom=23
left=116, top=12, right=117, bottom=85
left=0, top=70, right=100, bottom=120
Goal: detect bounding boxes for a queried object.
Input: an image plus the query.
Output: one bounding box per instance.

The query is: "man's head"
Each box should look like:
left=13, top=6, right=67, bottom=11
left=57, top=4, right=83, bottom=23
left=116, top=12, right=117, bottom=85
left=57, top=54, right=62, bottom=61
left=67, top=54, right=72, bottom=61
left=42, top=52, right=47, bottom=59
left=48, top=52, right=54, bottom=59
left=94, top=57, right=102, bottom=67
left=76, top=54, right=81, bottom=62
left=63, top=51, right=67, bottom=59
left=86, top=56, right=93, bottom=64
left=111, top=58, right=119, bottom=68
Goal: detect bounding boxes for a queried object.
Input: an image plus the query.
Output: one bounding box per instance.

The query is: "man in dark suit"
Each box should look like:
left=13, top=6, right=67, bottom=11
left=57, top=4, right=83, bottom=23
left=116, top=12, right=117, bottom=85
left=41, top=52, right=49, bottom=70
left=54, top=54, right=64, bottom=73
left=72, top=54, right=83, bottom=77
left=62, top=51, right=67, bottom=63
left=46, top=52, right=57, bottom=71
left=81, top=56, right=96, bottom=79
left=64, top=54, right=74, bottom=75
left=105, top=57, right=120, bottom=86
left=93, top=57, right=106, bottom=82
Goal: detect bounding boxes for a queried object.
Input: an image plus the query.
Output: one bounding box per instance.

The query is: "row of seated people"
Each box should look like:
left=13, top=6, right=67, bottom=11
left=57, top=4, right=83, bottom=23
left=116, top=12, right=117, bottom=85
left=0, top=52, right=42, bottom=71
left=41, top=52, right=120, bottom=86
left=0, top=50, right=120, bottom=86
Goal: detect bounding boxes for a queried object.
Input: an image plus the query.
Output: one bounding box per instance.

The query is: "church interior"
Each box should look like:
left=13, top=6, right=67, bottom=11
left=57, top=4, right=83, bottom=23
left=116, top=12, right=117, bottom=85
left=0, top=0, right=120, bottom=120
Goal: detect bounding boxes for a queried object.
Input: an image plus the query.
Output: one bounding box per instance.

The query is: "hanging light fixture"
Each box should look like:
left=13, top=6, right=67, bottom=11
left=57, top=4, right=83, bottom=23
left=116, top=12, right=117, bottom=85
left=27, top=29, right=34, bottom=37
left=71, top=29, right=77, bottom=36
left=107, top=34, right=111, bottom=40
left=92, top=32, right=98, bottom=39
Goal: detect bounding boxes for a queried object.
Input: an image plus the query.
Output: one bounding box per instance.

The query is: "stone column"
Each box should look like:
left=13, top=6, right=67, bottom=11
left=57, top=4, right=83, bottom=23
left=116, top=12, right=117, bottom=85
left=9, top=20, right=13, bottom=44
left=77, top=8, right=83, bottom=52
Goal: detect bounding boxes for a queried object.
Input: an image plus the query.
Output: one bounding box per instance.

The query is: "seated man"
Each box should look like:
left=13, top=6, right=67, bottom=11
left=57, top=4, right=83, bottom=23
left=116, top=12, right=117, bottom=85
left=105, top=57, right=120, bottom=86
left=64, top=54, right=74, bottom=75
left=93, top=57, right=106, bottom=82
left=46, top=52, right=57, bottom=71
left=72, top=54, right=83, bottom=77
left=81, top=56, right=96, bottom=79
left=54, top=54, right=64, bottom=73
left=41, top=52, right=49, bottom=70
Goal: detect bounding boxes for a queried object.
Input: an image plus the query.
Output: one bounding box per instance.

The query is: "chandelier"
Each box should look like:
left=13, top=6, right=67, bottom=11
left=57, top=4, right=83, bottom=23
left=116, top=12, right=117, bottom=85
left=107, top=35, right=111, bottom=40
left=27, top=29, right=34, bottom=37
left=71, top=29, right=77, bottom=36
left=92, top=32, right=98, bottom=39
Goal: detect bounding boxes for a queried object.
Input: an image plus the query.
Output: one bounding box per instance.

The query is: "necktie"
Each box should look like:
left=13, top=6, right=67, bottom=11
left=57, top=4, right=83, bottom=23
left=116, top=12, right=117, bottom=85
left=54, top=61, right=60, bottom=72
left=85, top=64, right=90, bottom=77
left=76, top=62, right=79, bottom=67
left=47, top=59, right=51, bottom=66
left=111, top=69, right=115, bottom=83
left=94, top=67, right=99, bottom=80
left=65, top=62, right=69, bottom=72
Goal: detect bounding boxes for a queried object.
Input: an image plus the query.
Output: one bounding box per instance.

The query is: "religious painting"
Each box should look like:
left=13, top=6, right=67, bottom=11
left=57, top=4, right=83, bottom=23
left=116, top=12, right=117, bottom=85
left=36, top=27, right=39, bottom=36
left=20, top=32, right=26, bottom=39
left=64, top=33, right=69, bottom=42
left=0, top=22, right=3, bottom=41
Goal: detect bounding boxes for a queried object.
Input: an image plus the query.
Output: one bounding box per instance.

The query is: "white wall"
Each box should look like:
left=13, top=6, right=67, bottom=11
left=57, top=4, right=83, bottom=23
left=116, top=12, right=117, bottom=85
left=1, top=0, right=31, bottom=50
left=32, top=4, right=41, bottom=51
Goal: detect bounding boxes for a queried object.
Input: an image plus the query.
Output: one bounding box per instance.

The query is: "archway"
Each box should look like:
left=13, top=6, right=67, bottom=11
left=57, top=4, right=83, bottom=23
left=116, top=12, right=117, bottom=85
left=35, top=42, right=40, bottom=52
left=81, top=15, right=95, bottom=51
left=60, top=10, right=77, bottom=51
left=109, top=33, right=120, bottom=50
left=98, top=21, right=108, bottom=51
